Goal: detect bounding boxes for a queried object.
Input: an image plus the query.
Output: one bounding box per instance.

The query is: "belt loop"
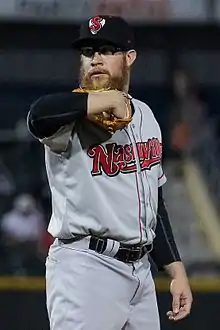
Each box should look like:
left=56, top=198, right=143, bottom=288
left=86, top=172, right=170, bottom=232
left=103, top=239, right=120, bottom=257
left=89, top=237, right=107, bottom=253
left=97, top=238, right=106, bottom=253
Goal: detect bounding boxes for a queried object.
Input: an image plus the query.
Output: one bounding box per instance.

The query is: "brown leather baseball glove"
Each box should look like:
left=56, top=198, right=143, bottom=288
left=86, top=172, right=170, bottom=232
left=72, top=87, right=132, bottom=135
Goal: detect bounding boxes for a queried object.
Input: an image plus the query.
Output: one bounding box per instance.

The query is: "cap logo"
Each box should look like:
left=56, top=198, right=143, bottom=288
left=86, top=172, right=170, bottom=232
left=89, top=16, right=106, bottom=35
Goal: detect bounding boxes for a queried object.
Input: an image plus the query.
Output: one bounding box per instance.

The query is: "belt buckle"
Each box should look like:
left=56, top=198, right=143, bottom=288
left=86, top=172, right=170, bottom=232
left=128, top=246, right=142, bottom=262
left=89, top=236, right=107, bottom=254
left=121, top=247, right=135, bottom=263
left=118, top=244, right=145, bottom=263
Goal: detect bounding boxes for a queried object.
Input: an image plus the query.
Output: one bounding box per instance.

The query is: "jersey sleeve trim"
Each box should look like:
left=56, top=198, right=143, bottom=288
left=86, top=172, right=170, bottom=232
left=158, top=173, right=167, bottom=187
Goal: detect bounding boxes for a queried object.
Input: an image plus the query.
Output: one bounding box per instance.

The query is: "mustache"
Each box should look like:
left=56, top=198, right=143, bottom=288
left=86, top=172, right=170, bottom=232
left=88, top=68, right=110, bottom=77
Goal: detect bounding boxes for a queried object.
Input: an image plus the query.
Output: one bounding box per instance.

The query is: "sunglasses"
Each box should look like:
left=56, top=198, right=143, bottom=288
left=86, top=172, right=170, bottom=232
left=80, top=45, right=125, bottom=58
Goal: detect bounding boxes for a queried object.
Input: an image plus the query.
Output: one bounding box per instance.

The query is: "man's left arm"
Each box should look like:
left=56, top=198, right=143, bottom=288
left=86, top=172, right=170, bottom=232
left=150, top=186, right=193, bottom=321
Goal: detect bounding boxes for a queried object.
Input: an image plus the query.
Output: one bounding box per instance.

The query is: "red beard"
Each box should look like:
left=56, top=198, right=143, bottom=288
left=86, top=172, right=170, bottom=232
left=79, top=57, right=129, bottom=91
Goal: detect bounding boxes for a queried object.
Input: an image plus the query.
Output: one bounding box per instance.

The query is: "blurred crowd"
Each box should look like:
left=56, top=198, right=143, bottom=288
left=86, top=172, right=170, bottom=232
left=0, top=193, right=53, bottom=275
left=167, top=68, right=209, bottom=175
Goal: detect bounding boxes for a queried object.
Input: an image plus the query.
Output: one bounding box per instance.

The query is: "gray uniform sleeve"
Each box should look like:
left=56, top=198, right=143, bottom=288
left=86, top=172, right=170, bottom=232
left=158, top=163, right=167, bottom=187
left=39, top=123, right=75, bottom=153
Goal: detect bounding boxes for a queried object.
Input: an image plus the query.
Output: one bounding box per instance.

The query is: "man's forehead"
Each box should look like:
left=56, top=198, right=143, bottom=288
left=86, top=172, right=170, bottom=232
left=81, top=41, right=119, bottom=48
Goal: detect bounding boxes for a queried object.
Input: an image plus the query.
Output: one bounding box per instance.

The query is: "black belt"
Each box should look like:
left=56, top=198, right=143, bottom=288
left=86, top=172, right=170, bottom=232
left=59, top=236, right=152, bottom=263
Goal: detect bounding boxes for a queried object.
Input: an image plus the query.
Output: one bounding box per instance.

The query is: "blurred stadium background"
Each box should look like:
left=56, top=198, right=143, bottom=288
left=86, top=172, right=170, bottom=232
left=0, top=0, right=220, bottom=329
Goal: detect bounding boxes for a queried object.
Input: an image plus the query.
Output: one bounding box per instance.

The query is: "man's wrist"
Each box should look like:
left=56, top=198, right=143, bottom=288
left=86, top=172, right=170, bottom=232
left=164, top=261, right=188, bottom=280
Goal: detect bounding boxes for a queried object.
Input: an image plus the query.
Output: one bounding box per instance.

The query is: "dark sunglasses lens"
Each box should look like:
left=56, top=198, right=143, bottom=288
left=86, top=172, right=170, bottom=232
left=81, top=47, right=94, bottom=57
left=81, top=45, right=123, bottom=57
left=99, top=45, right=117, bottom=55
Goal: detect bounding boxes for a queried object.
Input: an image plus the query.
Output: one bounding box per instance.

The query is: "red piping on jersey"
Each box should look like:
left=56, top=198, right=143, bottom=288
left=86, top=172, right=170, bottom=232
left=124, top=129, right=143, bottom=243
left=134, top=170, right=143, bottom=243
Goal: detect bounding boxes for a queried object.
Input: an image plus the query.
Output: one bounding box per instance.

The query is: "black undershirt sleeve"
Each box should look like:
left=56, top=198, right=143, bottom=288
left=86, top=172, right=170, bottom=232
left=150, top=186, right=181, bottom=271
left=27, top=92, right=88, bottom=139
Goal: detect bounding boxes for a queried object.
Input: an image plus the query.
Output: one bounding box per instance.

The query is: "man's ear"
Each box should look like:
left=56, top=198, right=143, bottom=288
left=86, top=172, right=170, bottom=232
left=126, top=50, right=137, bottom=67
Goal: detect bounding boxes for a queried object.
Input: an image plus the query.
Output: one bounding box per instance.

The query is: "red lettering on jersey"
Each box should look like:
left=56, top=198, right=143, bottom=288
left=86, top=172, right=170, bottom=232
left=150, top=138, right=162, bottom=158
left=141, top=139, right=162, bottom=170
left=87, top=138, right=162, bottom=177
left=123, top=144, right=134, bottom=163
left=88, top=144, right=119, bottom=176
left=137, top=142, right=150, bottom=161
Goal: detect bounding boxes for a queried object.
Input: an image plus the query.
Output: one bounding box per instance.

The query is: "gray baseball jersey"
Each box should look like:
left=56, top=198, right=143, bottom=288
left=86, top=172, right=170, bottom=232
left=40, top=97, right=166, bottom=245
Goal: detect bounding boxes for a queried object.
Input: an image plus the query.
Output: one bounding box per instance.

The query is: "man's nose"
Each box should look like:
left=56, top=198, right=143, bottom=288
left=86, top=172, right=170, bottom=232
left=91, top=52, right=103, bottom=66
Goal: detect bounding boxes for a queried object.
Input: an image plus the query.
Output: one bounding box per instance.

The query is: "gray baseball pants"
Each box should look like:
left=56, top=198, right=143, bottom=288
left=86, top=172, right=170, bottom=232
left=46, top=238, right=160, bottom=330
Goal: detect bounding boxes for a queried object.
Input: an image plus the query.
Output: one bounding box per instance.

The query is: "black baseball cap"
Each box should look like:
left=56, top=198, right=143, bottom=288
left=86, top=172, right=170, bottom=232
left=72, top=15, right=134, bottom=50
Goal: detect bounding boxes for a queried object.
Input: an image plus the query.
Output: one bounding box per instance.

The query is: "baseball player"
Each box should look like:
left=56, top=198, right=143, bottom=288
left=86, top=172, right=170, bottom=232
left=27, top=15, right=192, bottom=330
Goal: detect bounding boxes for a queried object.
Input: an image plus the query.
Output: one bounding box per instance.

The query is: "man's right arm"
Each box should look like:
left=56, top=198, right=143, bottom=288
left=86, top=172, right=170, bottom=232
left=27, top=90, right=130, bottom=153
left=27, top=92, right=88, bottom=139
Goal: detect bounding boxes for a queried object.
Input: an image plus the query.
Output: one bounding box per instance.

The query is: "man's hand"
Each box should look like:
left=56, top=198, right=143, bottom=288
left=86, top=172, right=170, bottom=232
left=165, top=262, right=193, bottom=322
left=167, top=277, right=193, bottom=321
left=87, top=90, right=130, bottom=119
left=86, top=90, right=132, bottom=134
left=111, top=91, right=131, bottom=119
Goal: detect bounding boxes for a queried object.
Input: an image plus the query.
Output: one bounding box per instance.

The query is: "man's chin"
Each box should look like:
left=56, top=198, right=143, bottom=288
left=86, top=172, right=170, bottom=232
left=80, top=74, right=126, bottom=91
left=90, top=77, right=110, bottom=90
left=80, top=76, right=110, bottom=90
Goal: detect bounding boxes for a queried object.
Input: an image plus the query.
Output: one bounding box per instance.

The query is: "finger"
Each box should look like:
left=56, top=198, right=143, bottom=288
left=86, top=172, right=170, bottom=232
left=167, top=298, right=192, bottom=316
left=172, top=294, right=181, bottom=314
left=173, top=308, right=190, bottom=321
left=170, top=298, right=192, bottom=322
left=102, top=111, right=111, bottom=118
left=167, top=311, right=175, bottom=321
left=181, top=302, right=192, bottom=315
left=166, top=311, right=173, bottom=316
